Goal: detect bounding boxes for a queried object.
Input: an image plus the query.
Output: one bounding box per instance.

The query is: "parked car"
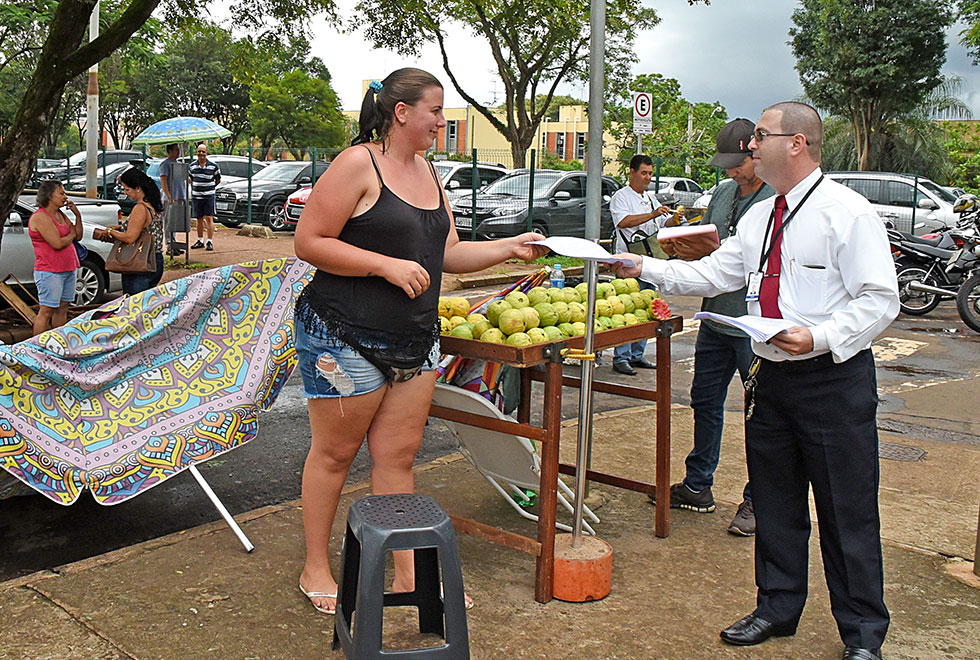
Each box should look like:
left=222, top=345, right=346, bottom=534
left=35, top=157, right=62, bottom=170
left=3, top=200, right=122, bottom=305
left=692, top=180, right=727, bottom=210
left=111, top=159, right=163, bottom=213
left=37, top=149, right=144, bottom=182
left=944, top=186, right=967, bottom=198
left=647, top=176, right=705, bottom=207
left=65, top=161, right=133, bottom=194
left=214, top=160, right=328, bottom=230
left=450, top=169, right=621, bottom=239
left=283, top=185, right=313, bottom=229
left=179, top=154, right=267, bottom=185
left=825, top=171, right=958, bottom=234
left=17, top=194, right=122, bottom=229
left=431, top=160, right=509, bottom=201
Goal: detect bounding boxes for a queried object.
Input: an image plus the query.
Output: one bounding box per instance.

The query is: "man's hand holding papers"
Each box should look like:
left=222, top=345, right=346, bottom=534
left=657, top=224, right=721, bottom=260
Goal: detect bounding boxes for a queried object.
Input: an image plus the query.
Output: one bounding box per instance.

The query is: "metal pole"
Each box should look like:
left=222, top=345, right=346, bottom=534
left=527, top=149, right=536, bottom=232
left=911, top=174, right=918, bottom=231
left=84, top=1, right=99, bottom=198
left=312, top=147, right=317, bottom=182
left=470, top=148, right=478, bottom=241
left=685, top=105, right=693, bottom=176
left=100, top=144, right=106, bottom=199
left=187, top=465, right=254, bottom=552
left=573, top=0, right=605, bottom=547
left=655, top=158, right=661, bottom=193
left=637, top=134, right=642, bottom=157
left=247, top=138, right=253, bottom=225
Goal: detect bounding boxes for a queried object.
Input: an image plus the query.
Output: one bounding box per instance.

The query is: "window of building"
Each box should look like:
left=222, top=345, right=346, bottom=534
left=555, top=132, right=566, bottom=160
left=447, top=120, right=458, bottom=153
left=575, top=132, right=586, bottom=161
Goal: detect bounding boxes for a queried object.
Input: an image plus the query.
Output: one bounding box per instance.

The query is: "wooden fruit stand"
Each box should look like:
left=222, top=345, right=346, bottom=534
left=431, top=316, right=683, bottom=603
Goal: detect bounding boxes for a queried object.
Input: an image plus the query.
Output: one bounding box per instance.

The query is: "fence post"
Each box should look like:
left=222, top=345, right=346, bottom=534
left=65, top=146, right=71, bottom=188
left=247, top=138, right=253, bottom=226
left=715, top=167, right=721, bottom=186
left=527, top=149, right=536, bottom=232
left=911, top=174, right=918, bottom=230
left=101, top=143, right=107, bottom=199
left=470, top=148, right=478, bottom=241
left=654, top=158, right=661, bottom=193
left=312, top=147, right=318, bottom=182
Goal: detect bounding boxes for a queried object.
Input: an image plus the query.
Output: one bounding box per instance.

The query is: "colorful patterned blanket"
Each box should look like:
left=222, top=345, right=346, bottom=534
left=0, top=257, right=313, bottom=505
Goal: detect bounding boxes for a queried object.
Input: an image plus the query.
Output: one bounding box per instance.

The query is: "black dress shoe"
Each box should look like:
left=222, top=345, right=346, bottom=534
left=842, top=648, right=882, bottom=660
left=612, top=362, right=636, bottom=376
left=630, top=357, right=656, bottom=369
left=720, top=613, right=797, bottom=646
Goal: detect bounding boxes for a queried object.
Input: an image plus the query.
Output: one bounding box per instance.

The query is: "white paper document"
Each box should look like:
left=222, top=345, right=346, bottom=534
left=693, top=311, right=797, bottom=343
left=525, top=236, right=635, bottom=265
left=655, top=224, right=720, bottom=242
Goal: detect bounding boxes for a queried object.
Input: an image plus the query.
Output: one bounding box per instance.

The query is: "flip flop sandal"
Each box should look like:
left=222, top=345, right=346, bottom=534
left=299, top=583, right=337, bottom=615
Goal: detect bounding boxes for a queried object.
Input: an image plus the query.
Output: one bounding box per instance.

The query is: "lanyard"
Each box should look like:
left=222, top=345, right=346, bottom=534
left=757, top=175, right=824, bottom=272
left=726, top=184, right=765, bottom=236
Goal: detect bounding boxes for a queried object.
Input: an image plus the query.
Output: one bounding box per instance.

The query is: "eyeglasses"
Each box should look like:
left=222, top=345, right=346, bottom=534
left=753, top=129, right=809, bottom=145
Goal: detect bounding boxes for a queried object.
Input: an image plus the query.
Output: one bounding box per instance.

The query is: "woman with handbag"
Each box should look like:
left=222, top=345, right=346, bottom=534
left=95, top=167, right=165, bottom=295
left=28, top=180, right=84, bottom=335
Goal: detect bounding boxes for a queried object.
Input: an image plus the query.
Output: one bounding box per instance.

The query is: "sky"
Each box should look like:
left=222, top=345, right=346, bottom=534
left=287, top=0, right=980, bottom=122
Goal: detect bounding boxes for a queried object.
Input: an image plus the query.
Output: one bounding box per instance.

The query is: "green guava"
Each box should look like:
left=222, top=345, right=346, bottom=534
left=533, top=302, right=558, bottom=327
left=520, top=306, right=540, bottom=330
left=497, top=308, right=527, bottom=335
left=480, top=328, right=505, bottom=343
left=504, top=290, right=530, bottom=309
left=506, top=332, right=532, bottom=346
left=486, top=300, right=513, bottom=327
left=526, top=287, right=550, bottom=306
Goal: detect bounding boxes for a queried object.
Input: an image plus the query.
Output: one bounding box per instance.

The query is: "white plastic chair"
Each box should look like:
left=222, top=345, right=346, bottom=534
left=431, top=382, right=599, bottom=535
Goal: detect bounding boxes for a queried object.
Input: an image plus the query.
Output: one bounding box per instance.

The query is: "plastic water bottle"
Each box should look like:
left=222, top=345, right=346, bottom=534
left=550, top=264, right=565, bottom=289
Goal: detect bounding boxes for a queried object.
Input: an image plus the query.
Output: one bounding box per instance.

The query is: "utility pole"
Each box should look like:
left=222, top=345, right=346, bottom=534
left=685, top=105, right=693, bottom=176
left=84, top=2, right=100, bottom=198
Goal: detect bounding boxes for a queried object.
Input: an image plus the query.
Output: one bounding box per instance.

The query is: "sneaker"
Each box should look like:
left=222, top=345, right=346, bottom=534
left=191, top=239, right=205, bottom=249
left=205, top=241, right=214, bottom=251
left=648, top=482, right=716, bottom=513
left=727, top=499, right=755, bottom=536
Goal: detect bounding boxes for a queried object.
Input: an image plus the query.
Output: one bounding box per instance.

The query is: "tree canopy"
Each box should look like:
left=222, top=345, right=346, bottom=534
left=350, top=0, right=661, bottom=167
left=790, top=0, right=955, bottom=171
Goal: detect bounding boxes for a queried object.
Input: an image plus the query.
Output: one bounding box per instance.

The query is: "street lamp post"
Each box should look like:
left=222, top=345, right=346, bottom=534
left=685, top=105, right=724, bottom=176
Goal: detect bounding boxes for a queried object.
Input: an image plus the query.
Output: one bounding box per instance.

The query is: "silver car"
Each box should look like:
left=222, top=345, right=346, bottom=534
left=4, top=200, right=121, bottom=305
left=647, top=176, right=705, bottom=207
left=826, top=171, right=958, bottom=235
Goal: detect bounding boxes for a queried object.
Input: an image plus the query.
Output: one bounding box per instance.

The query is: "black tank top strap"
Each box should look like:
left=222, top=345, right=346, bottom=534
left=426, top=159, right=445, bottom=207
left=362, top=145, right=384, bottom=187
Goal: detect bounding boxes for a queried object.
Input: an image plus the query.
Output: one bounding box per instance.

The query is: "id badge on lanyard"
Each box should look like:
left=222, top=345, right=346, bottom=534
left=745, top=272, right=763, bottom=302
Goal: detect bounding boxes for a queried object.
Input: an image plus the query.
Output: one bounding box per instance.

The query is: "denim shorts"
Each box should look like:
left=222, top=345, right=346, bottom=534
left=34, top=270, right=76, bottom=307
left=295, top=320, right=440, bottom=398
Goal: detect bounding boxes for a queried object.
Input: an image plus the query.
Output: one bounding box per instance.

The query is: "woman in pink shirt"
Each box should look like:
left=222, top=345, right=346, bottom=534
left=29, top=180, right=83, bottom=335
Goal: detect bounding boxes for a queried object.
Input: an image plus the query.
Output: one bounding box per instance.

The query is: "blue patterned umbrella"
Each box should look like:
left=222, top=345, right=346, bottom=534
left=131, top=116, right=232, bottom=146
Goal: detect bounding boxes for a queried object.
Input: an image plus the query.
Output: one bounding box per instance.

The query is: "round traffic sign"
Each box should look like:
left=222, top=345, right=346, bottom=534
left=634, top=93, right=652, bottom=118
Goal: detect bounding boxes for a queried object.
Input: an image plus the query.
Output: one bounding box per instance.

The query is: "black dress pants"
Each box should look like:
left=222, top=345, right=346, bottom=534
left=745, top=349, right=889, bottom=649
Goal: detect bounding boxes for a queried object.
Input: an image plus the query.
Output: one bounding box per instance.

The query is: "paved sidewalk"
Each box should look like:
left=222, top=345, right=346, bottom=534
left=2, top=406, right=978, bottom=660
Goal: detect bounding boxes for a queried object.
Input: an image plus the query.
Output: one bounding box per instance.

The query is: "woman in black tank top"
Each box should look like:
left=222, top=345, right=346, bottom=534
left=293, top=68, right=546, bottom=614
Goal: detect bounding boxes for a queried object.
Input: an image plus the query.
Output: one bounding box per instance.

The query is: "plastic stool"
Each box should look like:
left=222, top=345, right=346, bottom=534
left=332, top=494, right=470, bottom=659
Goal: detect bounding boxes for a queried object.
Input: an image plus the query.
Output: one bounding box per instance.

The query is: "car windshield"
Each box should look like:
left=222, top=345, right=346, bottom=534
left=484, top=172, right=562, bottom=197
left=918, top=180, right=957, bottom=203
left=432, top=162, right=454, bottom=179
left=252, top=162, right=309, bottom=182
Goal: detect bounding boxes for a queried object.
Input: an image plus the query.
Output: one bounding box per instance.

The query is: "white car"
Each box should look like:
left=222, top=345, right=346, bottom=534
left=825, top=171, right=958, bottom=235
left=431, top=160, right=509, bottom=200
left=4, top=200, right=122, bottom=305
left=647, top=176, right=705, bottom=207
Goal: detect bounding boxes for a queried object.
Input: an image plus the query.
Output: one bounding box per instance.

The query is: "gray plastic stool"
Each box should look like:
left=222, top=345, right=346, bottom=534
left=332, top=494, right=470, bottom=659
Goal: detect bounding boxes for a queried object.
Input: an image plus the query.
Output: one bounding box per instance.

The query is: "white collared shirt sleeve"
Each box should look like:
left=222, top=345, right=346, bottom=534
left=639, top=229, right=748, bottom=298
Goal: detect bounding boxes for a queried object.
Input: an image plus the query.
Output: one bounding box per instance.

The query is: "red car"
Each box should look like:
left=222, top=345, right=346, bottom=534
left=283, top=185, right=312, bottom=228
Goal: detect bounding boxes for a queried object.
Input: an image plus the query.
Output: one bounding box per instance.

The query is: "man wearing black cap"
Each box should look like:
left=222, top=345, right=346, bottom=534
left=653, top=119, right=773, bottom=535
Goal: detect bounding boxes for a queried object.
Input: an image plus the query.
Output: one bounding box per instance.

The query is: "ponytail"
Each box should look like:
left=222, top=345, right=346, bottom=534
left=351, top=68, right=443, bottom=147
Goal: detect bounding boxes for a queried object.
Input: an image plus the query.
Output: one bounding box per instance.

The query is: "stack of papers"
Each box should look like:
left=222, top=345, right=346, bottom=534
left=525, top=236, right=636, bottom=264
left=693, top=312, right=796, bottom=343
left=656, top=224, right=719, bottom=242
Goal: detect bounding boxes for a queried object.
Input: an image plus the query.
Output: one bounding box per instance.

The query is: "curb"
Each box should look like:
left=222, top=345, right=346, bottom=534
left=455, top=266, right=586, bottom=289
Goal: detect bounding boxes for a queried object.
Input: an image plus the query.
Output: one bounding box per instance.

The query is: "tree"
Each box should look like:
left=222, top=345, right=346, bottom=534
left=960, top=0, right=980, bottom=63
left=352, top=0, right=663, bottom=168
left=604, top=73, right=726, bottom=184
left=248, top=70, right=347, bottom=158
left=0, top=0, right=338, bottom=235
left=790, top=0, right=955, bottom=171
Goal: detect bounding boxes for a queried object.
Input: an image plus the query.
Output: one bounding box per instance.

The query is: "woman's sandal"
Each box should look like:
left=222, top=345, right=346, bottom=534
left=299, top=583, right=337, bottom=615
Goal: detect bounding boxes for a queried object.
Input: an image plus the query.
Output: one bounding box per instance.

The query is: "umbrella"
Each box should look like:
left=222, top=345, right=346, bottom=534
left=0, top=257, right=313, bottom=547
left=131, top=116, right=232, bottom=146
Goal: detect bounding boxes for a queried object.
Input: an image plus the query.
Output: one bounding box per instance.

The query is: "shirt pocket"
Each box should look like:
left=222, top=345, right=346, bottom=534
left=788, top=258, right=833, bottom=314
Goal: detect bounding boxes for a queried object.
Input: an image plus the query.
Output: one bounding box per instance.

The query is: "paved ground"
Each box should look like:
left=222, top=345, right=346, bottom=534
left=1, top=229, right=978, bottom=658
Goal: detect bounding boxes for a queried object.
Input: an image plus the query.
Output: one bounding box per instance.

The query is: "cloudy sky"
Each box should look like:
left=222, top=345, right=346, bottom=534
left=293, top=1, right=979, bottom=122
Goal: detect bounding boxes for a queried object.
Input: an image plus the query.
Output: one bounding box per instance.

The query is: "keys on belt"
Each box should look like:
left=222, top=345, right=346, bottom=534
left=743, top=356, right=761, bottom=421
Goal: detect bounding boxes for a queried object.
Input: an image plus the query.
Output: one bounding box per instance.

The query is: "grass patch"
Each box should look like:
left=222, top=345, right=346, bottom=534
left=165, top=257, right=210, bottom=270
left=531, top=255, right=583, bottom=268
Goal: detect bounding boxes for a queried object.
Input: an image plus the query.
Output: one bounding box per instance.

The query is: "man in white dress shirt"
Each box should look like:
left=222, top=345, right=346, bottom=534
left=612, top=102, right=898, bottom=660
left=608, top=154, right=672, bottom=375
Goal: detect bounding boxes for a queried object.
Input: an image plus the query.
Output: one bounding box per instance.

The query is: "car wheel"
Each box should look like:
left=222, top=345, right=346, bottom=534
left=266, top=199, right=287, bottom=231
left=75, top=257, right=107, bottom=306
left=531, top=221, right=549, bottom=238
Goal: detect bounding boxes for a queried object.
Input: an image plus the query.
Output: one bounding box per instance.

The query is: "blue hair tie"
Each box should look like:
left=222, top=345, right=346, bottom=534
left=369, top=80, right=383, bottom=92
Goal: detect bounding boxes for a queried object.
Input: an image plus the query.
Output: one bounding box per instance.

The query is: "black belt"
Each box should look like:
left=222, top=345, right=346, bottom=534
left=763, top=351, right=837, bottom=374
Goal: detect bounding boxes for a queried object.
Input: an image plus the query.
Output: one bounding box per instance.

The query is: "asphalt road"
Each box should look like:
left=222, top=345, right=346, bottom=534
left=1, top=293, right=977, bottom=581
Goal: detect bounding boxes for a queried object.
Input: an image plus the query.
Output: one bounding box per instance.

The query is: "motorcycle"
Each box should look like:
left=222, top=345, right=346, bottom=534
left=956, top=271, right=980, bottom=333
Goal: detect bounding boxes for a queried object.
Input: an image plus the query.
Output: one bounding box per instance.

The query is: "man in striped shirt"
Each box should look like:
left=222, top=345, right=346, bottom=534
left=188, top=143, right=221, bottom=251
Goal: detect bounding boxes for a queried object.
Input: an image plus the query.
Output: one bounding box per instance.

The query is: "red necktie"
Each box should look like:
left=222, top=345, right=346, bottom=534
left=759, top=195, right=787, bottom=319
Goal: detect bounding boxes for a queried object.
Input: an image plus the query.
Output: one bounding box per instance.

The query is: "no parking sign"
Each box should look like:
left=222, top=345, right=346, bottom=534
left=633, top=91, right=652, bottom=135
